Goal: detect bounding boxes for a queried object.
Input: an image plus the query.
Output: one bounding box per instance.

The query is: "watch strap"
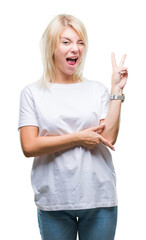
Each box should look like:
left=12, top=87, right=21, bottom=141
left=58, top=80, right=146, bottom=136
left=110, top=94, right=125, bottom=102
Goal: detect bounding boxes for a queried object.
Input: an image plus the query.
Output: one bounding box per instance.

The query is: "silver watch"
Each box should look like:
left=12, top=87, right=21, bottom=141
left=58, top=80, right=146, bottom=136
left=110, top=94, right=125, bottom=102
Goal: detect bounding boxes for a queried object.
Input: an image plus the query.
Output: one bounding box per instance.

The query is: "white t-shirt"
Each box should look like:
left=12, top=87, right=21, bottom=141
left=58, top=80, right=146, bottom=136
left=18, top=79, right=117, bottom=211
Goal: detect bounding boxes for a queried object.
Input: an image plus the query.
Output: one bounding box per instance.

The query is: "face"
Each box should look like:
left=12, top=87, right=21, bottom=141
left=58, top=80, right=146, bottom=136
left=53, top=26, right=85, bottom=79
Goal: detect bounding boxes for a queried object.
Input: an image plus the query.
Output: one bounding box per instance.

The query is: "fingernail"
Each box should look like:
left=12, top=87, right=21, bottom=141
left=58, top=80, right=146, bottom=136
left=101, top=123, right=105, bottom=126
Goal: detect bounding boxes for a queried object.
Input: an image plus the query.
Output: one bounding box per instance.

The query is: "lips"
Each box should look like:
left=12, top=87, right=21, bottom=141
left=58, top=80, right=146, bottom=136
left=66, top=57, right=78, bottom=67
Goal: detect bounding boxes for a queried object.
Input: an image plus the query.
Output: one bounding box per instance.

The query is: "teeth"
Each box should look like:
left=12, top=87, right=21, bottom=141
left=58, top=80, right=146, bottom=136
left=68, top=57, right=78, bottom=59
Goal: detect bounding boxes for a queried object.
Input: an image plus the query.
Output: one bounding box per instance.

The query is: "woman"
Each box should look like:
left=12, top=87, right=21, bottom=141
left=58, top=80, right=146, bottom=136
left=18, top=14, right=128, bottom=240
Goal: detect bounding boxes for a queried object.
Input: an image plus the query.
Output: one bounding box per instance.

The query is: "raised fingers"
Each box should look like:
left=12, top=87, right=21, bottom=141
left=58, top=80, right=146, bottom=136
left=111, top=52, right=117, bottom=71
left=119, top=54, right=127, bottom=67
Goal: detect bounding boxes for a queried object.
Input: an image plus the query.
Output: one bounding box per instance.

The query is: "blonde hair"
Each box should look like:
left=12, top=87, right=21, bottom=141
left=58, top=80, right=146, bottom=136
left=39, top=14, right=88, bottom=88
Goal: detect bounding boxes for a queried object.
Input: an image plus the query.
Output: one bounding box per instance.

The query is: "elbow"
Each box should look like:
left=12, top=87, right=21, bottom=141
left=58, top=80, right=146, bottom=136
left=106, top=133, right=118, bottom=145
left=111, top=129, right=119, bottom=145
left=23, top=151, right=32, bottom=158
left=110, top=138, right=117, bottom=145
left=103, top=136, right=116, bottom=145
left=101, top=130, right=119, bottom=146
left=22, top=145, right=33, bottom=158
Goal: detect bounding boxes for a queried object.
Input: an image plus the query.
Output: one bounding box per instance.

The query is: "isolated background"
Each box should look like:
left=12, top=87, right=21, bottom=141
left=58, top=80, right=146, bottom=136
left=1, top=0, right=146, bottom=239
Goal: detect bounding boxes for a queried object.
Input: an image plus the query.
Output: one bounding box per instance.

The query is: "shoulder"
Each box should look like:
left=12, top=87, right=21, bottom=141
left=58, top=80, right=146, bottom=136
left=20, top=80, right=45, bottom=98
left=21, top=81, right=39, bottom=93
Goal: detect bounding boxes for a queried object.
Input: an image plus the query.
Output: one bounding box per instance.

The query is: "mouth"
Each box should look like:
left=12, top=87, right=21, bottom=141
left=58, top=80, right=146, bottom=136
left=66, top=57, right=79, bottom=68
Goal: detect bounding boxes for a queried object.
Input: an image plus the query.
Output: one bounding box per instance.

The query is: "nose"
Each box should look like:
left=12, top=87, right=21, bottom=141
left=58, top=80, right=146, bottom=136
left=70, top=43, right=79, bottom=53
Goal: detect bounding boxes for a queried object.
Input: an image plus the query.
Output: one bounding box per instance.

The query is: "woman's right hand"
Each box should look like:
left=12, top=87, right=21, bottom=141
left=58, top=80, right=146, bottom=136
left=78, top=125, right=115, bottom=151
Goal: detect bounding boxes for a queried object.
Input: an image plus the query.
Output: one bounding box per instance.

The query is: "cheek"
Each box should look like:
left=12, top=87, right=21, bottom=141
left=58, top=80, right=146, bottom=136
left=54, top=46, right=65, bottom=58
left=80, top=46, right=85, bottom=55
left=59, top=45, right=69, bottom=54
left=54, top=51, right=63, bottom=65
left=78, top=48, right=85, bottom=62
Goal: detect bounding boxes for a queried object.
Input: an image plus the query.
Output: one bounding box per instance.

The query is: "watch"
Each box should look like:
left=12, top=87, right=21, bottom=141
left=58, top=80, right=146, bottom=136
left=110, top=94, right=125, bottom=102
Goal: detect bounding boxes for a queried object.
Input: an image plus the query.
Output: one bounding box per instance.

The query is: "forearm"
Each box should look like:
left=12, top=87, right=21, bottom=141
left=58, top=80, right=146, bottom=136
left=100, top=52, right=128, bottom=144
left=23, top=132, right=80, bottom=157
left=101, top=88, right=123, bottom=144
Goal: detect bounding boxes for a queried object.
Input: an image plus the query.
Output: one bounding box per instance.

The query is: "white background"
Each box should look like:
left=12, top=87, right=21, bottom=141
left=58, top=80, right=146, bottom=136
left=1, top=0, right=146, bottom=239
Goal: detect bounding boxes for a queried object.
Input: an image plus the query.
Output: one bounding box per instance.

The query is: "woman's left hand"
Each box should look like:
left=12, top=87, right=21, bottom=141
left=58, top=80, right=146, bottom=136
left=111, top=52, right=128, bottom=93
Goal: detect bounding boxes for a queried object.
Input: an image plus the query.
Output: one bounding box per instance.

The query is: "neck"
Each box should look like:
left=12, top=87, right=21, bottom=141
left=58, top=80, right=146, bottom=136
left=54, top=76, right=74, bottom=84
left=54, top=71, right=78, bottom=84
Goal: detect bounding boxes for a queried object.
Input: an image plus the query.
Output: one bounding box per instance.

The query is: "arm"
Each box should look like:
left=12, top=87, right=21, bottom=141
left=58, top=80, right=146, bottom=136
left=100, top=53, right=128, bottom=144
left=19, top=125, right=114, bottom=158
left=99, top=95, right=122, bottom=145
left=19, top=85, right=115, bottom=158
left=20, top=126, right=80, bottom=157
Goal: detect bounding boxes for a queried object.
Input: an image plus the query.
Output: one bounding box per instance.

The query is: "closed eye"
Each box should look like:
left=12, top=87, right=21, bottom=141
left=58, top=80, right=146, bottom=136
left=78, top=41, right=85, bottom=45
left=63, top=41, right=70, bottom=45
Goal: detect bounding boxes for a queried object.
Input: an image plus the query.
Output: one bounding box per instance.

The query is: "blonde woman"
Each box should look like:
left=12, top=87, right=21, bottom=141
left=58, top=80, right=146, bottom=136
left=18, top=14, right=128, bottom=240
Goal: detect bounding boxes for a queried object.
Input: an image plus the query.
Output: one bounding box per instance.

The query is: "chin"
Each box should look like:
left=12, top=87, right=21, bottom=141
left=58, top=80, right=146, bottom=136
left=65, top=69, right=76, bottom=75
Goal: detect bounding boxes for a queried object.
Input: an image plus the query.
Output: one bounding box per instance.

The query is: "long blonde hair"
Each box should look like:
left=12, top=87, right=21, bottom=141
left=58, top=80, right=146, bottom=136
left=39, top=14, right=88, bottom=88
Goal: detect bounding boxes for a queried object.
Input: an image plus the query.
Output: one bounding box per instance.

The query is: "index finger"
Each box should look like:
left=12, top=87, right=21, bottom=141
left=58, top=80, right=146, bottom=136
left=98, top=135, right=115, bottom=151
left=119, top=54, right=127, bottom=67
left=111, top=52, right=117, bottom=70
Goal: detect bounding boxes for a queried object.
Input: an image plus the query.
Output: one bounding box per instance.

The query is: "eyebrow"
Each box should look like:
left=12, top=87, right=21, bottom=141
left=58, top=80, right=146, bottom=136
left=61, top=37, right=83, bottom=42
left=61, top=37, right=71, bottom=41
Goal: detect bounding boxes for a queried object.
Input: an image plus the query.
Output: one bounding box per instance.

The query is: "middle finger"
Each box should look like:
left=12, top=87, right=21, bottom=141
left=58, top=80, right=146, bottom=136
left=119, top=54, right=127, bottom=67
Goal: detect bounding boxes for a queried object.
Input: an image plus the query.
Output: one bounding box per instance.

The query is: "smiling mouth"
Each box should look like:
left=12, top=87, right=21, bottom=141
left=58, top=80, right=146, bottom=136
left=66, top=57, right=78, bottom=67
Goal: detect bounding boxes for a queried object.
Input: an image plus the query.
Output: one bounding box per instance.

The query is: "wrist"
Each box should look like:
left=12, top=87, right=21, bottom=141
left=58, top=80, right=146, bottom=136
left=73, top=132, right=83, bottom=145
left=111, top=86, right=123, bottom=95
left=110, top=94, right=125, bottom=102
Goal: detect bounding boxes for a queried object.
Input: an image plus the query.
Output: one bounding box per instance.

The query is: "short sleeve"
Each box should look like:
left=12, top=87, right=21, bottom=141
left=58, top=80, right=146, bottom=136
left=18, top=87, right=39, bottom=130
left=100, top=85, right=110, bottom=120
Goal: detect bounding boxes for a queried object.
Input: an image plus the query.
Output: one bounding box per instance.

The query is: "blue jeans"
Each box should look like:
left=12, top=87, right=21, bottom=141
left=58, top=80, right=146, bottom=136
left=37, top=206, right=117, bottom=240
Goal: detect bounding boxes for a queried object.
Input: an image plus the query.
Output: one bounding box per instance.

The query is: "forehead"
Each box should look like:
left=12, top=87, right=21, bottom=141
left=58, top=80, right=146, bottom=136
left=60, top=26, right=81, bottom=40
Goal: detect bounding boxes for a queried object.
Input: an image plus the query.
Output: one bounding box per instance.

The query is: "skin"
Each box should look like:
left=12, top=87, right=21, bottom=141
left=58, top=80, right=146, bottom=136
left=99, top=53, right=128, bottom=144
left=53, top=26, right=85, bottom=84
left=19, top=27, right=128, bottom=157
